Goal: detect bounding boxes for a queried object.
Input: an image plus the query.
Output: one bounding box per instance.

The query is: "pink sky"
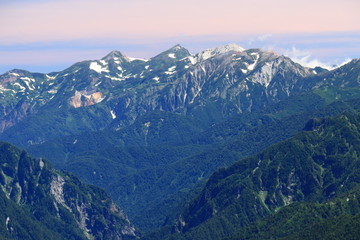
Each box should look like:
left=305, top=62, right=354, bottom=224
left=0, top=0, right=359, bottom=73
left=1, top=0, right=359, bottom=44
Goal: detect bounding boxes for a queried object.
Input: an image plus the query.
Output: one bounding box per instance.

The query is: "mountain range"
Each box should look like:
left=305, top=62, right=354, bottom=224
left=0, top=43, right=341, bottom=143
left=0, top=43, right=359, bottom=239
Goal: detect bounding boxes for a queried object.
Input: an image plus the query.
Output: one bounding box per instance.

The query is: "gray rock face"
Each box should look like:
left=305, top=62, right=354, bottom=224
left=0, top=142, right=139, bottom=240
left=0, top=44, right=358, bottom=145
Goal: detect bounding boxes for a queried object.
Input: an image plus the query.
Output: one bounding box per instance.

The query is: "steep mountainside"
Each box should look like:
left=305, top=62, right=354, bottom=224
left=0, top=44, right=334, bottom=147
left=0, top=44, right=359, bottom=233
left=223, top=190, right=360, bottom=240
left=147, top=111, right=360, bottom=240
left=0, top=142, right=139, bottom=240
left=22, top=94, right=360, bottom=232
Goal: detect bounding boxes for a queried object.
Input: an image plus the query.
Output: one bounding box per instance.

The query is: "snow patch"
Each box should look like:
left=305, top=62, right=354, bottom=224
left=6, top=217, right=10, bottom=231
left=127, top=57, right=149, bottom=62
left=165, top=66, right=177, bottom=75
left=99, top=60, right=108, bottom=65
left=241, top=69, right=248, bottom=74
left=110, top=110, right=117, bottom=119
left=13, top=83, right=25, bottom=91
left=22, top=79, right=35, bottom=90
left=109, top=76, right=125, bottom=81
left=94, top=81, right=102, bottom=87
left=145, top=65, right=150, bottom=69
left=173, top=45, right=182, bottom=51
left=168, top=53, right=176, bottom=59
left=20, top=77, right=35, bottom=82
left=153, top=77, right=160, bottom=82
left=39, top=159, right=44, bottom=169
left=248, top=53, right=259, bottom=71
left=89, top=62, right=109, bottom=73
left=187, top=56, right=197, bottom=65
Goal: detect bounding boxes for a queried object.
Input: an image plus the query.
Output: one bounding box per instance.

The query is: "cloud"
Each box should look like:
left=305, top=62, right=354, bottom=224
left=284, top=47, right=324, bottom=68
left=248, top=34, right=272, bottom=45
left=283, top=46, right=353, bottom=70
left=257, top=34, right=272, bottom=41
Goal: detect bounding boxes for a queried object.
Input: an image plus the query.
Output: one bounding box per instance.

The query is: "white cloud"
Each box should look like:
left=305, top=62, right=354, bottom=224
left=257, top=34, right=272, bottom=41
left=284, top=46, right=336, bottom=70
left=248, top=34, right=272, bottom=45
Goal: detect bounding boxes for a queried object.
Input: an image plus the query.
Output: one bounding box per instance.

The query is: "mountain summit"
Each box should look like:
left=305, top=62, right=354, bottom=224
left=0, top=44, right=358, bottom=146
left=194, top=43, right=245, bottom=62
left=151, top=44, right=191, bottom=60
left=101, top=50, right=127, bottom=62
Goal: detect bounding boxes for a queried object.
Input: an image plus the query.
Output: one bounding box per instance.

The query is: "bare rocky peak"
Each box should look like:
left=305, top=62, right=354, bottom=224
left=193, top=43, right=245, bottom=62
left=102, top=50, right=127, bottom=61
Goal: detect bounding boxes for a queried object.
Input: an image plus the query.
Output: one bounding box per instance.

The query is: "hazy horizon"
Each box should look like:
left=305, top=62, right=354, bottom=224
left=1, top=0, right=359, bottom=74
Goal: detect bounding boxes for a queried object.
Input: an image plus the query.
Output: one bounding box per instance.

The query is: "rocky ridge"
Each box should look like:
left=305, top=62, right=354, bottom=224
left=0, top=44, right=338, bottom=141
left=0, top=142, right=139, bottom=240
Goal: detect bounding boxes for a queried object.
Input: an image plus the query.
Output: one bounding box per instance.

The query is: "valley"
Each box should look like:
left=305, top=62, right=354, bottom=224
left=0, top=44, right=359, bottom=239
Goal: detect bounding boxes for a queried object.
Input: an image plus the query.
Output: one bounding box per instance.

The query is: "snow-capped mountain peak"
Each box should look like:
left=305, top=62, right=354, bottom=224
left=190, top=43, right=245, bottom=64
left=212, top=43, right=245, bottom=53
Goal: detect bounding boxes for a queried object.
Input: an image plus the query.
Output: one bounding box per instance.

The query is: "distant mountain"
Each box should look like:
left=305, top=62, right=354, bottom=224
left=145, top=111, right=360, bottom=240
left=0, top=44, right=359, bottom=233
left=0, top=142, right=139, bottom=240
left=1, top=43, right=347, bottom=147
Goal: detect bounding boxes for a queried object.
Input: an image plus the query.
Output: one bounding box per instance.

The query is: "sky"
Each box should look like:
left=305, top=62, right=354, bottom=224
left=0, top=0, right=359, bottom=74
